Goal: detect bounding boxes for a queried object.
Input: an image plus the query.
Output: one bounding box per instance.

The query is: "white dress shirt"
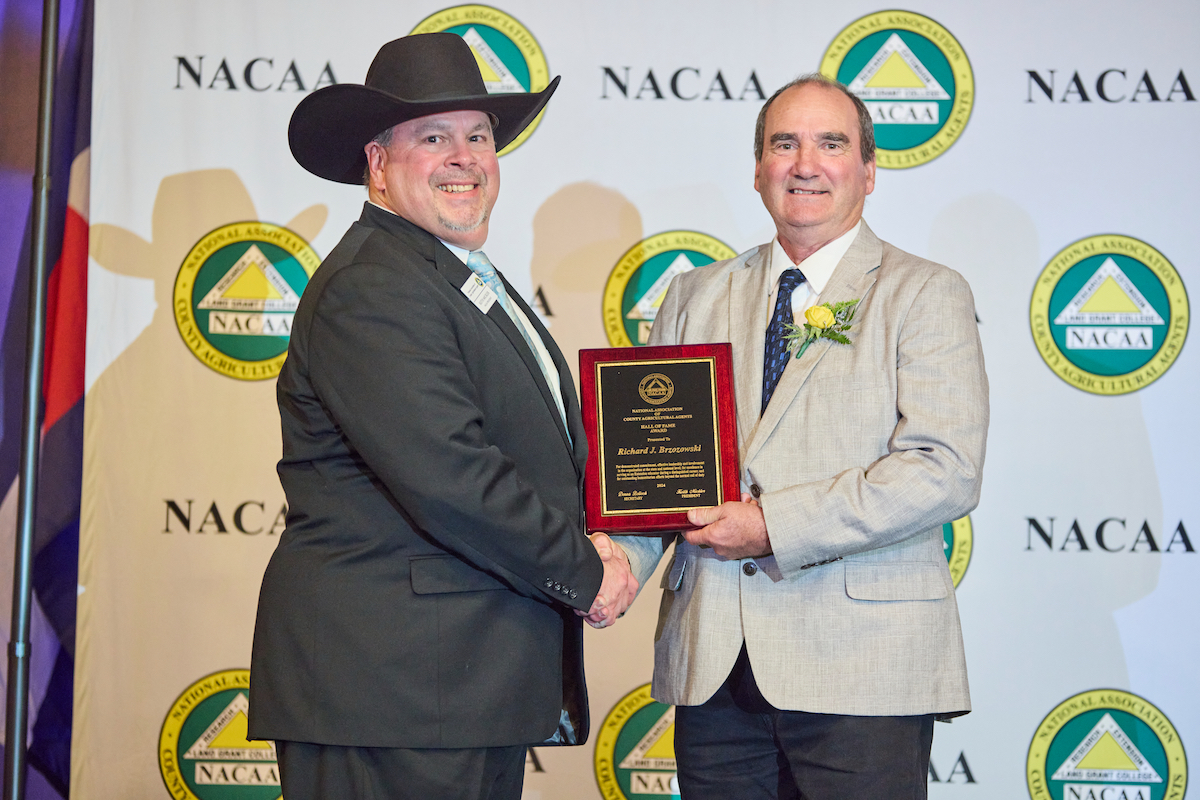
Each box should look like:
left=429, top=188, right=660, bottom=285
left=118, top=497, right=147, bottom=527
left=765, top=220, right=862, bottom=330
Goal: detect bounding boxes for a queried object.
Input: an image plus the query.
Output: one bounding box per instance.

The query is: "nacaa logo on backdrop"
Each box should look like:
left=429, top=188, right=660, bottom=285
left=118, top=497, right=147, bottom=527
left=929, top=752, right=977, bottom=785
left=600, top=67, right=766, bottom=102
left=603, top=232, right=737, bottom=347
left=1025, top=518, right=1194, bottom=554
left=1026, top=69, right=1195, bottom=103
left=944, top=515, right=973, bottom=588
left=162, top=499, right=287, bottom=536
left=1030, top=235, right=1188, bottom=395
left=410, top=4, right=550, bottom=155
left=820, top=11, right=974, bottom=168
left=1026, top=689, right=1188, bottom=800
left=174, top=57, right=337, bottom=92
left=594, top=684, right=679, bottom=800
left=159, top=669, right=281, bottom=800
left=174, top=222, right=320, bottom=381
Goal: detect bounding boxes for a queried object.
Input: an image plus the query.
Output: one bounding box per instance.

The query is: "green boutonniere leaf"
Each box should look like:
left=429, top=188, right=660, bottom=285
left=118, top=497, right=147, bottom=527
left=782, top=298, right=861, bottom=359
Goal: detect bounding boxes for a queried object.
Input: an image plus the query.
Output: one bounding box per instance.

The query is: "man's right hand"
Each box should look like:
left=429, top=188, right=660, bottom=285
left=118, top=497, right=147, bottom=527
left=579, top=533, right=638, bottom=628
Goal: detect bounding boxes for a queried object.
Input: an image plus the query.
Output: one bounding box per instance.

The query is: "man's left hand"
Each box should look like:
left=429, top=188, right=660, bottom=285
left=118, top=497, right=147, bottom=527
left=683, top=494, right=771, bottom=559
left=579, top=533, right=638, bottom=629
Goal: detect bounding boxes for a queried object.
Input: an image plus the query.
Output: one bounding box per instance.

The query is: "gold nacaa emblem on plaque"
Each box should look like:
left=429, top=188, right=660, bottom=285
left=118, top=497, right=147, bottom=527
left=638, top=373, right=674, bottom=405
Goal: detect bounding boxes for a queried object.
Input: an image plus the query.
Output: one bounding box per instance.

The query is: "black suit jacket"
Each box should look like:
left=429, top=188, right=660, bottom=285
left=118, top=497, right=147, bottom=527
left=249, top=203, right=603, bottom=749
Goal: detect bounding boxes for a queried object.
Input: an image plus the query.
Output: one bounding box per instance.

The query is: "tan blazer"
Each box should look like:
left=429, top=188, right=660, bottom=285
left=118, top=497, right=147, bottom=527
left=618, top=221, right=988, bottom=717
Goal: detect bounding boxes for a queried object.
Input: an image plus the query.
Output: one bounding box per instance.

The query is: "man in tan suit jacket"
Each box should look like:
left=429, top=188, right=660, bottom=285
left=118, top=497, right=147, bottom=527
left=613, top=75, right=988, bottom=799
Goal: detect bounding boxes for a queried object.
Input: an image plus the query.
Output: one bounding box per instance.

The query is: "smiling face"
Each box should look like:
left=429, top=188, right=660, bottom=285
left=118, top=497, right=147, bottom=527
left=754, top=83, right=876, bottom=263
left=365, top=109, right=500, bottom=250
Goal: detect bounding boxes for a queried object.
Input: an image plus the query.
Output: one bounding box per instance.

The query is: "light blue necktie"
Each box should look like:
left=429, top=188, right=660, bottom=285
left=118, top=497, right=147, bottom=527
left=467, top=251, right=570, bottom=438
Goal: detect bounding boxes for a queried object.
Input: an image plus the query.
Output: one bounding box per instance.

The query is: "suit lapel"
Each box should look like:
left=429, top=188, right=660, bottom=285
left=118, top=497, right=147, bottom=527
left=509, top=282, right=583, bottom=471
left=359, top=205, right=580, bottom=468
left=727, top=247, right=772, bottom=461
left=743, top=224, right=884, bottom=467
left=432, top=251, right=576, bottom=462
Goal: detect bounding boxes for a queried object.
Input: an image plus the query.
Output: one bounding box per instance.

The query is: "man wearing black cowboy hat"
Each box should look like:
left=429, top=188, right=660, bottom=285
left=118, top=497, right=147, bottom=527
left=249, top=33, right=637, bottom=799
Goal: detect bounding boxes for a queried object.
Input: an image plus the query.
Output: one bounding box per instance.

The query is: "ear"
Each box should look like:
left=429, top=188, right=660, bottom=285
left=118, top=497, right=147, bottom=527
left=863, top=157, right=876, bottom=196
left=364, top=141, right=387, bottom=194
left=753, top=158, right=762, bottom=195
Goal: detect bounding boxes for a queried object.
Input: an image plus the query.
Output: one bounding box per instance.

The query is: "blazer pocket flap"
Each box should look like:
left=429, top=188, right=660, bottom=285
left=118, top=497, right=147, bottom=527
left=661, top=552, right=687, bottom=591
left=844, top=562, right=948, bottom=602
left=410, top=555, right=507, bottom=595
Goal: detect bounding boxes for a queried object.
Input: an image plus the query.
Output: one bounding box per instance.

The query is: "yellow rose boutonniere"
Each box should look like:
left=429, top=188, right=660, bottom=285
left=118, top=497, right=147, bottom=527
left=783, top=298, right=861, bottom=359
left=804, top=305, right=836, bottom=329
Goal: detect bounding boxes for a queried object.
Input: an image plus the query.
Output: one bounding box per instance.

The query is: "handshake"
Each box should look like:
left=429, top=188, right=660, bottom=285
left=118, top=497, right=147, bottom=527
left=576, top=533, right=638, bottom=629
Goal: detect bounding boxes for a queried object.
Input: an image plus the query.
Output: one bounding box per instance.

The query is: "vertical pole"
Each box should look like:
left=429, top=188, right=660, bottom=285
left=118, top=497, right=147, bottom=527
left=4, top=0, right=62, bottom=796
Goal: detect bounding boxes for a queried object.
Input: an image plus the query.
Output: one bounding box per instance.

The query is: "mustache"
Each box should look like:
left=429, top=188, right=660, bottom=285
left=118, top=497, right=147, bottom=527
left=432, top=169, right=487, bottom=186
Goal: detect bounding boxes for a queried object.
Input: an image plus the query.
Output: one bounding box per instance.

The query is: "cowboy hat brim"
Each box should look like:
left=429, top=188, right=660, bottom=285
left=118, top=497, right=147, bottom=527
left=289, top=76, right=560, bottom=185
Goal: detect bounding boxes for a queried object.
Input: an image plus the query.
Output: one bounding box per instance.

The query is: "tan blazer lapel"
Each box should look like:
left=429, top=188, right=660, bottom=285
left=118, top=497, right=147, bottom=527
left=726, top=247, right=772, bottom=461
left=744, top=224, right=884, bottom=467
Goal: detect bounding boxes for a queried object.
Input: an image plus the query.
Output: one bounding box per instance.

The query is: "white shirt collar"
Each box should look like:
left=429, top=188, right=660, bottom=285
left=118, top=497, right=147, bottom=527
left=768, top=219, right=862, bottom=296
left=368, top=198, right=396, bottom=216
left=367, top=200, right=474, bottom=265
left=441, top=240, right=471, bottom=265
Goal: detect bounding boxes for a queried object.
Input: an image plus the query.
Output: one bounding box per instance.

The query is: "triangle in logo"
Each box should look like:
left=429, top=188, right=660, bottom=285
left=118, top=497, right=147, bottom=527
left=847, top=33, right=951, bottom=100
left=197, top=244, right=300, bottom=313
left=223, top=262, right=284, bottom=301
left=866, top=52, right=927, bottom=89
left=461, top=27, right=524, bottom=94
left=1077, top=732, right=1139, bottom=771
left=1053, top=258, right=1164, bottom=325
left=642, top=721, right=677, bottom=760
left=1080, top=277, right=1140, bottom=314
left=626, top=253, right=697, bottom=321
left=618, top=705, right=676, bottom=770
left=208, top=711, right=269, bottom=751
left=642, top=377, right=670, bottom=397
left=1050, top=712, right=1163, bottom=783
left=183, top=693, right=277, bottom=761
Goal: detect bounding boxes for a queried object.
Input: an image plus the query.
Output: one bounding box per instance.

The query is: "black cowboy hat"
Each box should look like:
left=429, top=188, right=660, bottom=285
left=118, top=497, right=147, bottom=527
left=289, top=32, right=560, bottom=184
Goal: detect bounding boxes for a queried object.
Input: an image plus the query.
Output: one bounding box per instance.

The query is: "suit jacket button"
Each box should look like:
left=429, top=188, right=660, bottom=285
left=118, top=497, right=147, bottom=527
left=750, top=484, right=762, bottom=498
left=743, top=562, right=758, bottom=576
left=569, top=590, right=578, bottom=599
left=554, top=582, right=562, bottom=591
left=544, top=578, right=553, bottom=588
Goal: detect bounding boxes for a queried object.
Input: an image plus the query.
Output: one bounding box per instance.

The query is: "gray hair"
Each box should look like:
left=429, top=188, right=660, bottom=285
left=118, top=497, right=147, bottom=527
left=753, top=73, right=875, bottom=165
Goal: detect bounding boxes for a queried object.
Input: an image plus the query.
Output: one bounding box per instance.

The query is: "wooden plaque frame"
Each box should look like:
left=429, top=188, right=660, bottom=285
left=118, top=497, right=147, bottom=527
left=579, top=343, right=739, bottom=533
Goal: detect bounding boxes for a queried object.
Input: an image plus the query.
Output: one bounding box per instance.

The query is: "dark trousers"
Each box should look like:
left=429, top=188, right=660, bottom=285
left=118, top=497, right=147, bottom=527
left=675, top=647, right=935, bottom=800
left=275, top=740, right=526, bottom=800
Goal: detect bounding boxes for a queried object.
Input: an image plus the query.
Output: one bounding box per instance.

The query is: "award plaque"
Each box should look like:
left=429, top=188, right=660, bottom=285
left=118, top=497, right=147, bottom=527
left=579, top=344, right=739, bottom=533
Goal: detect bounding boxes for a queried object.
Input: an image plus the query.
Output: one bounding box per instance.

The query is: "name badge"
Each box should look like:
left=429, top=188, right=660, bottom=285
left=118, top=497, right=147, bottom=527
left=460, top=273, right=497, bottom=314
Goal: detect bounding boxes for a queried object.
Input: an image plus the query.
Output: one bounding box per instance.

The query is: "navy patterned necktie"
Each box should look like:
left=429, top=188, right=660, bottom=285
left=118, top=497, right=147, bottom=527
left=761, top=269, right=806, bottom=415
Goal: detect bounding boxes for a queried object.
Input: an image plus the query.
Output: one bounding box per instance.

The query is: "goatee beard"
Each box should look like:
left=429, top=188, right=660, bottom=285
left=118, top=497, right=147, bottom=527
left=438, top=205, right=489, bottom=234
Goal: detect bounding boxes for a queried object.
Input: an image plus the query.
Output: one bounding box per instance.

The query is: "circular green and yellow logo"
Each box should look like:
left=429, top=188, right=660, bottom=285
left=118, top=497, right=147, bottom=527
left=1031, top=235, right=1188, bottom=395
left=595, top=683, right=679, bottom=800
left=174, top=222, right=319, bottom=381
left=411, top=5, right=551, bottom=155
left=603, top=231, right=737, bottom=347
left=820, top=11, right=974, bottom=169
left=159, top=669, right=280, bottom=800
left=942, top=515, right=973, bottom=588
left=1027, top=689, right=1187, bottom=800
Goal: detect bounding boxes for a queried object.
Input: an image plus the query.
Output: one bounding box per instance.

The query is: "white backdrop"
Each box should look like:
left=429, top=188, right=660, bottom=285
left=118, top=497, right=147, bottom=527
left=80, top=1, right=1198, bottom=798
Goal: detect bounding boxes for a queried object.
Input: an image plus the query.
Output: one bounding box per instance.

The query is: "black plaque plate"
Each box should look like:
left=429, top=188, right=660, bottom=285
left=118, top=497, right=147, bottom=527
left=579, top=344, right=739, bottom=533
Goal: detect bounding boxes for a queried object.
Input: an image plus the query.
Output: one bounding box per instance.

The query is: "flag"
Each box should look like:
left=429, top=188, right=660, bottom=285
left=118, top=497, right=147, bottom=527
left=0, top=0, right=92, bottom=795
